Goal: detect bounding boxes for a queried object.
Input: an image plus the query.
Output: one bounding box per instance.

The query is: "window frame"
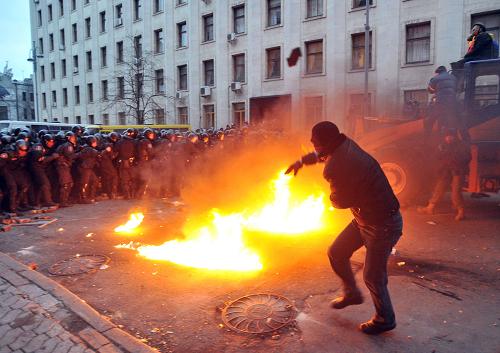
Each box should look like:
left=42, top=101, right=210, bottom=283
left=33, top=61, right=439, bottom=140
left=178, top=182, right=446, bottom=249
left=304, top=38, right=325, bottom=75
left=232, top=53, right=246, bottom=83
left=177, top=21, right=188, bottom=49
left=266, top=0, right=282, bottom=28
left=177, top=64, right=188, bottom=91
left=203, top=59, right=215, bottom=87
left=405, top=21, right=431, bottom=65
left=265, top=46, right=282, bottom=80
left=233, top=4, right=246, bottom=35
left=202, top=13, right=215, bottom=43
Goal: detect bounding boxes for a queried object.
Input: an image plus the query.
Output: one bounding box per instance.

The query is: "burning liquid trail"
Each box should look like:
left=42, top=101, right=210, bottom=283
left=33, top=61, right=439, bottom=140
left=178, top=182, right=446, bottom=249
left=116, top=171, right=328, bottom=271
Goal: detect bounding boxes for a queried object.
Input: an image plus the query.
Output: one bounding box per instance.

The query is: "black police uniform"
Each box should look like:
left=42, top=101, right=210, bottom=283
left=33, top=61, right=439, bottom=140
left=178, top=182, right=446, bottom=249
left=55, top=142, right=77, bottom=206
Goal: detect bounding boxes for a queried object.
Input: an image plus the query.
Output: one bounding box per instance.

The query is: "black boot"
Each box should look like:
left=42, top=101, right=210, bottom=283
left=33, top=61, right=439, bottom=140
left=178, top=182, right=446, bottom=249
left=359, top=319, right=396, bottom=335
left=330, top=289, right=364, bottom=309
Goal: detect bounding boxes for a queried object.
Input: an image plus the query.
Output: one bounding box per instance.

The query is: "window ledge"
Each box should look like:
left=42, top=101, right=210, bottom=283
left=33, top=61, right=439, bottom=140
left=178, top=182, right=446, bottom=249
left=201, top=39, right=216, bottom=45
left=175, top=3, right=188, bottom=8
left=264, top=24, right=283, bottom=31
left=153, top=10, right=165, bottom=16
left=401, top=61, right=434, bottom=68
left=133, top=19, right=143, bottom=23
left=154, top=51, right=165, bottom=56
left=303, top=72, right=326, bottom=78
left=100, top=31, right=107, bottom=35
left=348, top=67, right=376, bottom=73
left=176, top=46, right=188, bottom=51
left=263, top=77, right=283, bottom=82
left=303, top=15, right=326, bottom=22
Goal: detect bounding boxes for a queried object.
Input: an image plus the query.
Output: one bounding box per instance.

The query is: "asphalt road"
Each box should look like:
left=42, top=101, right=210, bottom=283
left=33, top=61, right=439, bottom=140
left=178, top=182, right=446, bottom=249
left=0, top=194, right=499, bottom=353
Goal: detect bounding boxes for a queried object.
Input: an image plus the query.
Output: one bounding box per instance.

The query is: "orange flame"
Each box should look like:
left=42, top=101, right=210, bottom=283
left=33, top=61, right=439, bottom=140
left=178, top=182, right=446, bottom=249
left=116, top=171, right=328, bottom=271
left=114, top=213, right=144, bottom=233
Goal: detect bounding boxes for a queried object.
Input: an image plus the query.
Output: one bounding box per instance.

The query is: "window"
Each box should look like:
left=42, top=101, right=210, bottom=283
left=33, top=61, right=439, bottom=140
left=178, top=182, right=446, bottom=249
left=115, top=4, right=123, bottom=27
left=86, top=51, right=92, bottom=71
left=60, top=29, right=66, bottom=49
left=178, top=65, right=188, bottom=90
left=202, top=105, right=215, bottom=129
left=155, top=69, right=165, bottom=93
left=22, top=92, right=26, bottom=101
left=403, top=89, right=427, bottom=118
left=50, top=62, right=56, bottom=80
left=177, top=22, right=187, bottom=48
left=233, top=54, right=245, bottom=82
left=133, top=0, right=141, bottom=21
left=84, top=0, right=89, bottom=4
left=352, top=0, right=373, bottom=9
left=76, top=115, right=82, bottom=124
left=117, top=77, right=125, bottom=99
left=351, top=32, right=372, bottom=70
left=73, top=55, right=79, bottom=73
left=233, top=102, right=246, bottom=126
left=306, top=40, right=323, bottom=74
left=87, top=83, right=94, bottom=103
left=101, top=80, right=108, bottom=101
left=63, top=88, right=68, bottom=106
left=134, top=35, right=142, bottom=58
left=37, top=10, right=42, bottom=26
left=40, top=65, right=45, bottom=82
left=177, top=0, right=187, bottom=5
left=72, top=23, right=78, bottom=42
left=71, top=0, right=76, bottom=11
left=59, top=0, right=64, bottom=16
left=88, top=114, right=95, bottom=124
left=61, top=59, right=67, bottom=77
left=471, top=11, right=500, bottom=58
left=203, top=14, right=214, bottom=42
left=100, top=47, right=107, bottom=67
left=51, top=90, right=57, bottom=107
left=42, top=93, right=47, bottom=109
left=103, top=114, right=110, bottom=125
left=30, top=93, right=34, bottom=102
left=154, top=0, right=164, bottom=13
left=155, top=109, right=165, bottom=124
left=23, top=108, right=28, bottom=120
left=304, top=96, right=323, bottom=126
left=203, top=59, right=215, bottom=86
left=154, top=29, right=164, bottom=54
left=48, top=4, right=53, bottom=21
left=116, top=41, right=124, bottom=63
left=266, top=47, right=281, bottom=79
left=100, top=11, right=106, bottom=32
left=233, top=5, right=245, bottom=34
left=118, top=112, right=126, bottom=125
left=178, top=107, right=188, bottom=124
left=38, top=38, right=44, bottom=54
left=64, top=116, right=69, bottom=123
left=474, top=75, right=499, bottom=109
left=267, top=0, right=281, bottom=27
left=406, top=22, right=431, bottom=64
left=307, top=0, right=323, bottom=18
left=74, top=85, right=80, bottom=105
left=85, top=17, right=91, bottom=38
left=49, top=33, right=54, bottom=51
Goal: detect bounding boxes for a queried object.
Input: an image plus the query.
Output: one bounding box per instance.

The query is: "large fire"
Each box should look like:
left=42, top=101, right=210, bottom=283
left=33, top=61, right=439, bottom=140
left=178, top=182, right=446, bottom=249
left=116, top=171, right=329, bottom=271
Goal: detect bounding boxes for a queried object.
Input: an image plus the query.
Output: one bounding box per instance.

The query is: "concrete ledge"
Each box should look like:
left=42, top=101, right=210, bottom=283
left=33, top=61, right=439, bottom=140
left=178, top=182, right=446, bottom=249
left=0, top=252, right=158, bottom=353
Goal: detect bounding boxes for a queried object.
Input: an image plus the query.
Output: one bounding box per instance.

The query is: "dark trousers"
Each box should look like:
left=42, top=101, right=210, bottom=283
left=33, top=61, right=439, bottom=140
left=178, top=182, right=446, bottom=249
left=328, top=212, right=403, bottom=324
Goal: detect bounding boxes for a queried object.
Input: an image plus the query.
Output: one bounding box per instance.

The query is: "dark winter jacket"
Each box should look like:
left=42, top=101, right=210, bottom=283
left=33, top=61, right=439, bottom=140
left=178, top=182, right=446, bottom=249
left=464, top=32, right=494, bottom=61
left=323, top=137, right=400, bottom=225
left=428, top=72, right=457, bottom=102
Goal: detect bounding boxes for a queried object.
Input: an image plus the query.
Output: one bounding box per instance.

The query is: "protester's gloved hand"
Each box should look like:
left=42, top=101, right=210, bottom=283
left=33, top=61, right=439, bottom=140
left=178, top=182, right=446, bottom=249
left=285, top=160, right=303, bottom=176
left=301, top=152, right=319, bottom=165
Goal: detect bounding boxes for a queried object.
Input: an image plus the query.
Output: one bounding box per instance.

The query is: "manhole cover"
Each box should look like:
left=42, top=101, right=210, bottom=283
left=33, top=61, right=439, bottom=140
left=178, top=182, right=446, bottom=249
left=222, top=293, right=297, bottom=334
left=49, top=255, right=110, bottom=276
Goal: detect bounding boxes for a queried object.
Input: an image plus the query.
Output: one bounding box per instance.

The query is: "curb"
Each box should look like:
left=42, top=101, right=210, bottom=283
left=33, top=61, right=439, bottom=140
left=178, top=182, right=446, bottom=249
left=0, top=252, right=158, bottom=353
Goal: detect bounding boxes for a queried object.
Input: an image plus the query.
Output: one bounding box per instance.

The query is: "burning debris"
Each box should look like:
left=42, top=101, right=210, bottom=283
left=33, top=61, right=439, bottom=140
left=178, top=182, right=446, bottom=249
left=114, top=212, right=145, bottom=233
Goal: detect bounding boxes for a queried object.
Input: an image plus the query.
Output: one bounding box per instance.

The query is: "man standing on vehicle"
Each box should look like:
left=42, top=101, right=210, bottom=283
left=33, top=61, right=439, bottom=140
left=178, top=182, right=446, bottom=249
left=286, top=121, right=403, bottom=335
left=426, top=66, right=460, bottom=133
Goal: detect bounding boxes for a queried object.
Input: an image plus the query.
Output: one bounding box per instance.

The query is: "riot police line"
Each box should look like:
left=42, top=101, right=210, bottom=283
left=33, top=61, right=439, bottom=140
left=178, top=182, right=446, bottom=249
left=0, top=124, right=253, bottom=213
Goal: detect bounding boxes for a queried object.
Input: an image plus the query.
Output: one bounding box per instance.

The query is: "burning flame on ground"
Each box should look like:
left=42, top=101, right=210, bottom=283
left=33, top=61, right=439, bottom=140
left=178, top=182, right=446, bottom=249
left=114, top=213, right=145, bottom=233
left=116, top=171, right=328, bottom=272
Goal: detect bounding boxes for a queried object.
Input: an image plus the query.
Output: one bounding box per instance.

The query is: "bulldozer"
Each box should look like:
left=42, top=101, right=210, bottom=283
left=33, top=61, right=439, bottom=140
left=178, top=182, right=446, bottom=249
left=355, top=58, right=500, bottom=205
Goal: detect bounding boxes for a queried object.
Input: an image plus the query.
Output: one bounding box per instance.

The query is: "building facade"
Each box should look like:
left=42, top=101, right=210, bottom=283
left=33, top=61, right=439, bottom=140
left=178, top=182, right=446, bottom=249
left=0, top=64, right=35, bottom=122
left=29, top=0, right=500, bottom=130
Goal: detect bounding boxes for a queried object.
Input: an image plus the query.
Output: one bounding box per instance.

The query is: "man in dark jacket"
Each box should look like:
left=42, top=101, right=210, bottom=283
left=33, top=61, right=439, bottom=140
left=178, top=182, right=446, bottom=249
left=426, top=66, right=460, bottom=132
left=418, top=129, right=471, bottom=221
left=286, top=121, right=403, bottom=335
left=451, top=23, right=494, bottom=70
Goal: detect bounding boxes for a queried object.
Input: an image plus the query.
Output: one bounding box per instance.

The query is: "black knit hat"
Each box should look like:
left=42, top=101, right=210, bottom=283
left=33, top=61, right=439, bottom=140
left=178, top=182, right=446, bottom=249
left=435, top=65, right=447, bottom=74
left=311, top=121, right=340, bottom=146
